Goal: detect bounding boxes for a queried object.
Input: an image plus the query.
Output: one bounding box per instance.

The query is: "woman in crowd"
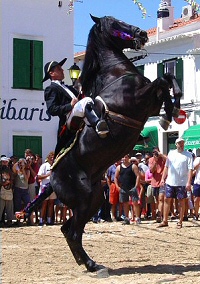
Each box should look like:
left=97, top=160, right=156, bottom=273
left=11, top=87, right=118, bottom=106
left=37, top=151, right=56, bottom=226
left=12, top=158, right=31, bottom=225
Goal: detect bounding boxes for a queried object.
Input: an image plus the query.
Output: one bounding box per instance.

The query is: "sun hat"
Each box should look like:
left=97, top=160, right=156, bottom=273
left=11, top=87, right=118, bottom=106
left=42, top=58, right=67, bottom=82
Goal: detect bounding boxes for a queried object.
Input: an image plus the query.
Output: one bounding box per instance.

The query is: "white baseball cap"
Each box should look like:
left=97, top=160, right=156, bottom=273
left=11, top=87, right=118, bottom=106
left=1, top=156, right=10, bottom=162
left=175, top=137, right=185, bottom=144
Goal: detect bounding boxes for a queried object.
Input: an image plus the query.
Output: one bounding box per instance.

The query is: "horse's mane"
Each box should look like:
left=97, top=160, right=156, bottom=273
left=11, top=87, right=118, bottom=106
left=80, top=16, right=143, bottom=98
left=81, top=25, right=102, bottom=97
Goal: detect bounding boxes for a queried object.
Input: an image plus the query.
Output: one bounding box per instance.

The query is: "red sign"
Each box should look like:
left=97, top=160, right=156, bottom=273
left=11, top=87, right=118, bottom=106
left=174, top=109, right=187, bottom=124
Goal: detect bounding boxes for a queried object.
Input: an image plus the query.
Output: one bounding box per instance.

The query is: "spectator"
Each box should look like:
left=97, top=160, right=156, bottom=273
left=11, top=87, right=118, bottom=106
left=148, top=146, right=166, bottom=223
left=55, top=200, right=72, bottom=224
left=145, top=168, right=156, bottom=219
left=26, top=153, right=39, bottom=224
left=92, top=173, right=112, bottom=223
left=12, top=158, right=31, bottom=225
left=159, top=138, right=193, bottom=228
left=107, top=161, right=122, bottom=221
left=0, top=167, right=14, bottom=227
left=35, top=154, right=42, bottom=168
left=135, top=153, right=149, bottom=218
left=193, top=155, right=200, bottom=221
left=0, top=156, right=12, bottom=224
left=114, top=154, right=140, bottom=225
left=9, top=156, right=18, bottom=170
left=0, top=156, right=10, bottom=170
left=37, top=151, right=56, bottom=226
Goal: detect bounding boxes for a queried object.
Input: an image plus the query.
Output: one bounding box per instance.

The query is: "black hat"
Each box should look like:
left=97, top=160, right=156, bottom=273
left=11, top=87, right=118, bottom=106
left=42, top=58, right=67, bottom=83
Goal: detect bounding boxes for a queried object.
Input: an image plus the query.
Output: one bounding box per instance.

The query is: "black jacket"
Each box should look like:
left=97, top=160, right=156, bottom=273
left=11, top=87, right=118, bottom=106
left=44, top=82, right=79, bottom=137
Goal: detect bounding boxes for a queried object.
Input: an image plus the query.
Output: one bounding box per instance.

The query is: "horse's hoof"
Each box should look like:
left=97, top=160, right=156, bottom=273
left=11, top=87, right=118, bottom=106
left=172, top=107, right=180, bottom=118
left=159, top=117, right=170, bottom=130
left=96, top=267, right=109, bottom=278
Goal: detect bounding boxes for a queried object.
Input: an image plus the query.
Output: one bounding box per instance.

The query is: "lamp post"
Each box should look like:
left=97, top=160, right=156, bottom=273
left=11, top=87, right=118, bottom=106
left=69, top=63, right=81, bottom=85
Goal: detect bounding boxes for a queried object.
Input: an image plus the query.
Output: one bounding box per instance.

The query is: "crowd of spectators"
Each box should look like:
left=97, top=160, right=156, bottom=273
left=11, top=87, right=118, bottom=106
left=1, top=137, right=200, bottom=228
left=0, top=149, right=71, bottom=227
left=93, top=138, right=200, bottom=228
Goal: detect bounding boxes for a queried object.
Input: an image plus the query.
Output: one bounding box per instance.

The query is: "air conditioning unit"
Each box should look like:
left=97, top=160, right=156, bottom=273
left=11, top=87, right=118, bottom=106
left=182, top=5, right=193, bottom=20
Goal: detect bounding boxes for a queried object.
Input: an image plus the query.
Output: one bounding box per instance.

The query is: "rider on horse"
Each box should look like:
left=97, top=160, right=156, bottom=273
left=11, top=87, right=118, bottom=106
left=42, top=58, right=109, bottom=156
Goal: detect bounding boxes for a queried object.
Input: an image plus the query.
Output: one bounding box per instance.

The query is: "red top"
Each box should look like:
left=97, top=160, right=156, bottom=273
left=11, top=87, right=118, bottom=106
left=148, top=156, right=166, bottom=187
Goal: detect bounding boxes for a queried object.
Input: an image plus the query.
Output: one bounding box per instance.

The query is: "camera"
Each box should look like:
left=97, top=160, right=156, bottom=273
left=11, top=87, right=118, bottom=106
left=18, top=159, right=26, bottom=168
left=26, top=156, right=33, bottom=164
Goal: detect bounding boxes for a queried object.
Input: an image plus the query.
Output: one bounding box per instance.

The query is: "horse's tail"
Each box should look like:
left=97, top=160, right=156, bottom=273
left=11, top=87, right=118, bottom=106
left=15, top=183, right=53, bottom=219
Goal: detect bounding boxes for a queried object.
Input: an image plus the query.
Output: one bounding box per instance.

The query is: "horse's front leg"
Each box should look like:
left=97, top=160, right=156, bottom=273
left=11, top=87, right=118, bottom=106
left=151, top=76, right=174, bottom=130
left=163, top=73, right=182, bottom=117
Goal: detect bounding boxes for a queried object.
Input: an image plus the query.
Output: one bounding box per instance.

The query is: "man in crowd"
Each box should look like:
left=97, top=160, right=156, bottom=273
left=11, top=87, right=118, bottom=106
left=148, top=146, right=166, bottom=222
left=159, top=138, right=193, bottom=228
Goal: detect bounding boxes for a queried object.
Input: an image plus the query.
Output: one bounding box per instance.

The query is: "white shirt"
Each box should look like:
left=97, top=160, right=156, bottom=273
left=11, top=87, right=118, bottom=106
left=165, top=150, right=193, bottom=186
left=193, top=157, right=200, bottom=184
left=37, top=162, right=51, bottom=190
left=52, top=80, right=76, bottom=99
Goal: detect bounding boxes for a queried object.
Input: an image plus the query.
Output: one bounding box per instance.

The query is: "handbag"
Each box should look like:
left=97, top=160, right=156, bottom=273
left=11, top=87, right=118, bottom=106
left=0, top=186, right=13, bottom=201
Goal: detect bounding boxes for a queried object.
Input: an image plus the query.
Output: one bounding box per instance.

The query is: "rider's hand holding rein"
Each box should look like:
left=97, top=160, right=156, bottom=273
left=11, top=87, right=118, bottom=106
left=71, top=97, right=78, bottom=107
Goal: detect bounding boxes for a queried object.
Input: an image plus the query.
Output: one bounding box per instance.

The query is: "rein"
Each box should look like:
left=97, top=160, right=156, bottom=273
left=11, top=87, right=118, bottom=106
left=92, top=50, right=147, bottom=130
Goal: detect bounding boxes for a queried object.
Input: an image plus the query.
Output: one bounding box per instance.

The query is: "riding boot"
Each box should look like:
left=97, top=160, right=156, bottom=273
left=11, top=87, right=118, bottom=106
left=17, top=183, right=53, bottom=219
left=85, top=103, right=109, bottom=138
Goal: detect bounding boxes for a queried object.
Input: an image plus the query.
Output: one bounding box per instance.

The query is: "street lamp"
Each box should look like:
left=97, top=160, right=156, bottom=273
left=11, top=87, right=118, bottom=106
left=69, top=63, right=81, bottom=85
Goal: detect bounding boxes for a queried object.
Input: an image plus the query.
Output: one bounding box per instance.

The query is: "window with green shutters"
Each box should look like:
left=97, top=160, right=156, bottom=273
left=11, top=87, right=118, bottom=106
left=13, top=135, right=42, bottom=158
left=176, top=58, right=183, bottom=93
left=13, top=38, right=43, bottom=90
left=157, top=58, right=183, bottom=95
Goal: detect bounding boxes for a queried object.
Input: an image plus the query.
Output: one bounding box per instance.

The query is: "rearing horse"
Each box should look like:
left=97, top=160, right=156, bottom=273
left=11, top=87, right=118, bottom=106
left=22, top=15, right=182, bottom=272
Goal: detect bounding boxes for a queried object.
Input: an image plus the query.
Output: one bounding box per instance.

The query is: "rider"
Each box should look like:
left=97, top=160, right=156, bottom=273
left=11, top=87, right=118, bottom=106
left=42, top=58, right=109, bottom=156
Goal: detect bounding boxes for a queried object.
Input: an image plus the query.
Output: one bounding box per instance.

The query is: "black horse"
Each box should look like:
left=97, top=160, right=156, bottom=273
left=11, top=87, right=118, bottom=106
left=21, top=15, right=182, bottom=272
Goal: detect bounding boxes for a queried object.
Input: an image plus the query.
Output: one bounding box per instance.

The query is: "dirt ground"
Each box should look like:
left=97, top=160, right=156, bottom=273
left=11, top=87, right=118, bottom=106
left=1, top=218, right=200, bottom=284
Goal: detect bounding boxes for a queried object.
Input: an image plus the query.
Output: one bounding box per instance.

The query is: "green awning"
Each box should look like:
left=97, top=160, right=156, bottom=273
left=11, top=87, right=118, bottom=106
left=134, top=126, right=158, bottom=152
left=182, top=125, right=200, bottom=150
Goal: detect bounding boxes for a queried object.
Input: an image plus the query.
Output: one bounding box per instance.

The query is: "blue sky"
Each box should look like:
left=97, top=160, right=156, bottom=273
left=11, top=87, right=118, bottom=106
left=74, top=0, right=196, bottom=53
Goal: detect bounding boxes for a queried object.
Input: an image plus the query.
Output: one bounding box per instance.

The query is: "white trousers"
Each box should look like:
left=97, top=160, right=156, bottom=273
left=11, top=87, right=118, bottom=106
left=67, top=97, right=93, bottom=128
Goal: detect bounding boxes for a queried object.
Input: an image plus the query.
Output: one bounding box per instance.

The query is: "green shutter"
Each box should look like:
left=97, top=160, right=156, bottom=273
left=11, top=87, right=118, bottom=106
left=176, top=58, right=183, bottom=92
left=13, top=39, right=31, bottom=88
left=32, top=40, right=43, bottom=89
left=157, top=62, right=164, bottom=77
left=137, top=65, right=144, bottom=76
left=13, top=135, right=42, bottom=158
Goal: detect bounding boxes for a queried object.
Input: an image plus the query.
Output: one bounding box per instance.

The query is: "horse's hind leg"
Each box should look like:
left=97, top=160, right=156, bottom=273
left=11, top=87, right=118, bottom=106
left=61, top=211, right=103, bottom=272
left=61, top=218, right=85, bottom=266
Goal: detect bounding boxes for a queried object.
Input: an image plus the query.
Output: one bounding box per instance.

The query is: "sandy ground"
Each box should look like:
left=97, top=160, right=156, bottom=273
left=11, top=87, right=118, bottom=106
left=1, top=218, right=200, bottom=284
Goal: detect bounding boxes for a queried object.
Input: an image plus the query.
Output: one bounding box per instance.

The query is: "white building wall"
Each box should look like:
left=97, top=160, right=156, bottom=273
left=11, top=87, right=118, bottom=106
left=183, top=56, right=196, bottom=104
left=0, top=0, right=74, bottom=159
left=144, top=63, right=157, bottom=81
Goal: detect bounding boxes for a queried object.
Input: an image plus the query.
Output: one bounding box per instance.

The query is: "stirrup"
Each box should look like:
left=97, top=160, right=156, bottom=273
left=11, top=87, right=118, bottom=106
left=96, top=120, right=109, bottom=138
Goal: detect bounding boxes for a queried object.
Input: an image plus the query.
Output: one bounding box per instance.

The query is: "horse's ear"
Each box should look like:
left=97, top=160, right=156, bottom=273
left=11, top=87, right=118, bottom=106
left=90, top=14, right=100, bottom=25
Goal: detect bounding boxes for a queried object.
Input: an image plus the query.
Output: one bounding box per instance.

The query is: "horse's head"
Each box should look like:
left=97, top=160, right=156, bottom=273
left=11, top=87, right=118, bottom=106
left=90, top=15, right=148, bottom=51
